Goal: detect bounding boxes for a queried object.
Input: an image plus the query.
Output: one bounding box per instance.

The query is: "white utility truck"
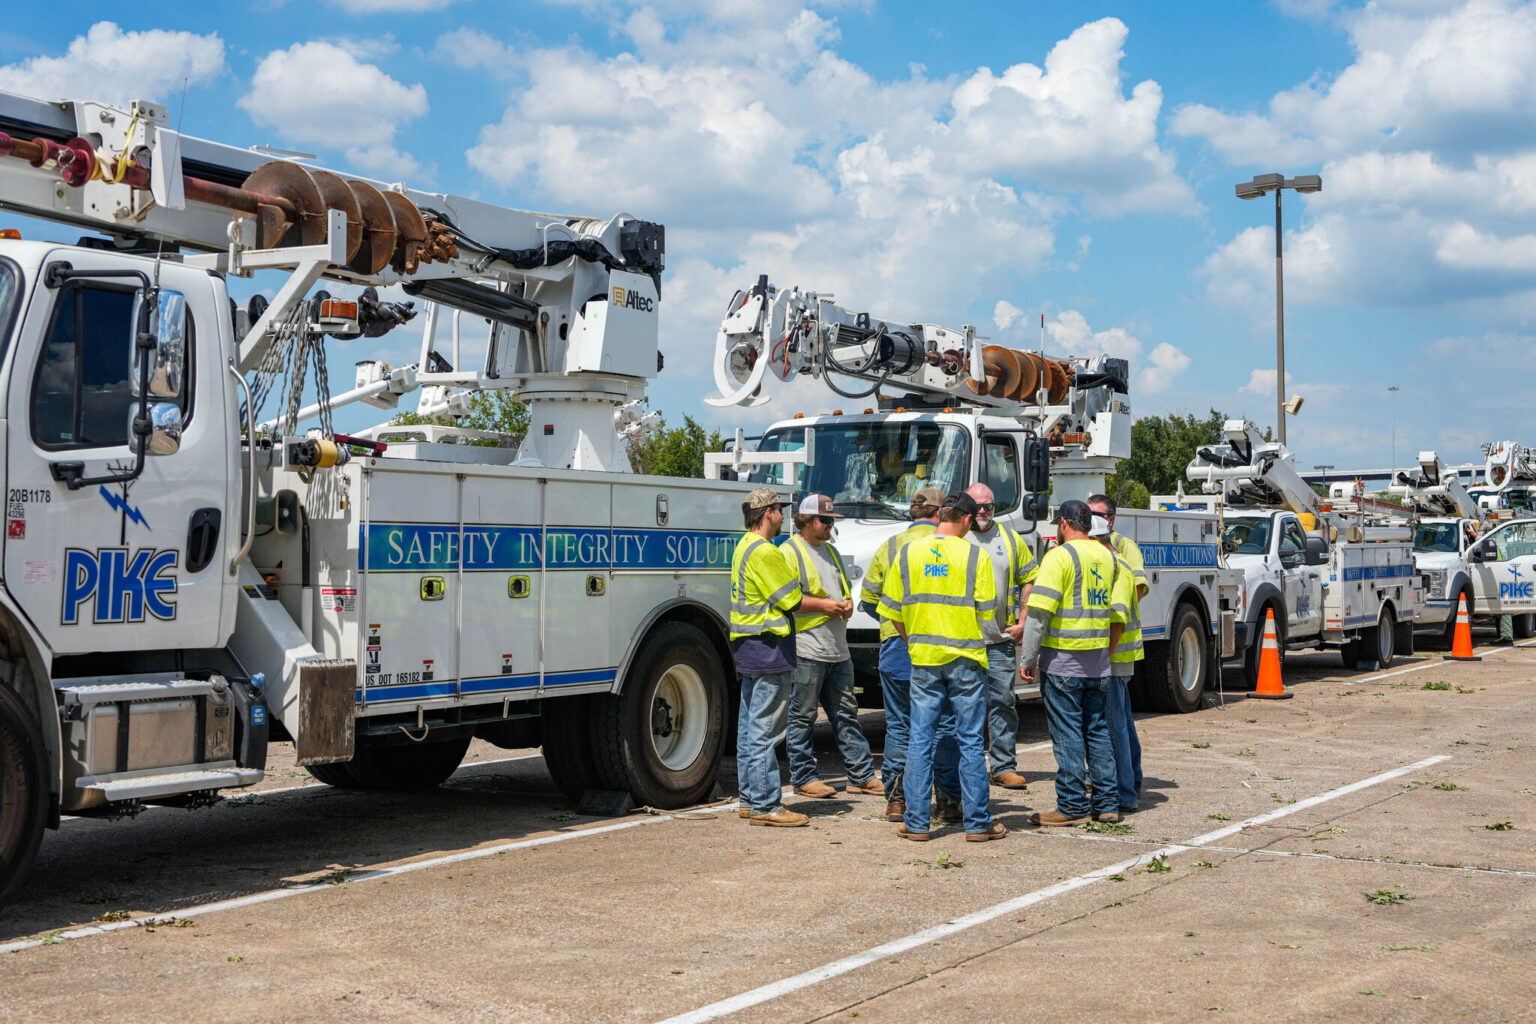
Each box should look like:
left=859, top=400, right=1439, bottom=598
left=0, top=91, right=758, bottom=905
left=703, top=278, right=1240, bottom=714
left=1180, top=421, right=1424, bottom=680
left=1469, top=441, right=1536, bottom=518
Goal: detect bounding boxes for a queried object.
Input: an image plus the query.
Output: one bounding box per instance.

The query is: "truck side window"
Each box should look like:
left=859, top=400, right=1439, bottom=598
left=31, top=284, right=192, bottom=450
left=1280, top=520, right=1306, bottom=557
left=981, top=437, right=1020, bottom=513
left=1495, top=522, right=1536, bottom=560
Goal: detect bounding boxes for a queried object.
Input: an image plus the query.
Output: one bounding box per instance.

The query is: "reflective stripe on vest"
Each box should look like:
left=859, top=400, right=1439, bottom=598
left=729, top=535, right=795, bottom=639
left=1111, top=555, right=1145, bottom=663
left=785, top=535, right=849, bottom=632
left=1041, top=540, right=1120, bottom=652
left=896, top=538, right=989, bottom=665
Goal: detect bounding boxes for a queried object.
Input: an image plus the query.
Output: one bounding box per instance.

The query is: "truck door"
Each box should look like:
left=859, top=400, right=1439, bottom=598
left=980, top=433, right=1022, bottom=529
left=1470, top=520, right=1536, bottom=615
left=1277, top=516, right=1321, bottom=637
left=3, top=250, right=234, bottom=656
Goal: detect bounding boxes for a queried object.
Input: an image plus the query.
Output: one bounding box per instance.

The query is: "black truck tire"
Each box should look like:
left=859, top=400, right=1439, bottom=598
left=541, top=695, right=603, bottom=802
left=1137, top=603, right=1208, bottom=714
left=0, top=683, right=50, bottom=909
left=590, top=622, right=726, bottom=809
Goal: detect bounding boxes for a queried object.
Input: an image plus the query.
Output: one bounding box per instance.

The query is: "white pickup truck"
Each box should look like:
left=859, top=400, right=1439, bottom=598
left=1463, top=517, right=1536, bottom=635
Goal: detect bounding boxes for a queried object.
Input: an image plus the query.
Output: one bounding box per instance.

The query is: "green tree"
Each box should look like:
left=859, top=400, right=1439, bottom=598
left=390, top=390, right=529, bottom=435
left=629, top=414, right=724, bottom=478
left=1104, top=409, right=1228, bottom=505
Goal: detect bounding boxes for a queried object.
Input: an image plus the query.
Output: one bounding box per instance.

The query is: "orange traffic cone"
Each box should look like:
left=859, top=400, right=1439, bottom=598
left=1443, top=592, right=1481, bottom=662
left=1251, top=607, right=1293, bottom=700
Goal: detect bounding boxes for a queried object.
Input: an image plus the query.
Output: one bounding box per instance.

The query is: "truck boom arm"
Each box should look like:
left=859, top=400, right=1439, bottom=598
left=1186, top=419, right=1324, bottom=519
left=1388, top=451, right=1479, bottom=518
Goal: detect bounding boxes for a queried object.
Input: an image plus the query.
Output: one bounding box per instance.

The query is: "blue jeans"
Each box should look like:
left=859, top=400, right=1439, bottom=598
left=1106, top=675, right=1142, bottom=809
left=1040, top=673, right=1118, bottom=817
left=737, top=671, right=793, bottom=814
left=904, top=659, right=992, bottom=834
left=984, top=641, right=1019, bottom=777
left=788, top=657, right=876, bottom=787
left=878, top=636, right=960, bottom=805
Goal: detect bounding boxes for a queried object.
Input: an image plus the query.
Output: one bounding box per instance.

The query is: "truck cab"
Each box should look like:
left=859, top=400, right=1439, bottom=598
left=1413, top=517, right=1479, bottom=641
left=1466, top=518, right=1536, bottom=637
left=1220, top=510, right=1326, bottom=672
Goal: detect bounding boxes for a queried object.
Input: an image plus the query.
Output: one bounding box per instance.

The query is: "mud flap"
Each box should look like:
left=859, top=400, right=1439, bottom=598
left=296, top=658, right=356, bottom=765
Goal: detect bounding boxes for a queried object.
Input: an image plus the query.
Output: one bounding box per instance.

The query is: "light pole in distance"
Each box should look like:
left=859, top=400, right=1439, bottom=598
left=1236, top=172, right=1322, bottom=446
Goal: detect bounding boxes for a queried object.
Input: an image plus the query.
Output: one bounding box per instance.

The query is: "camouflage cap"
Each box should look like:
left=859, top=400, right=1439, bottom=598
left=910, top=486, right=945, bottom=509
left=743, top=486, right=793, bottom=510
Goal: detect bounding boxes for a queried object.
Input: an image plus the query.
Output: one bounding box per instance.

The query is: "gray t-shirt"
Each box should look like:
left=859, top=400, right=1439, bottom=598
left=795, top=538, right=851, bottom=663
left=967, top=523, right=1016, bottom=646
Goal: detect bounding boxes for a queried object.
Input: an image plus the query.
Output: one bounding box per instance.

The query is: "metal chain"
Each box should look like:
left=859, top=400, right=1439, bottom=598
left=243, top=299, right=334, bottom=440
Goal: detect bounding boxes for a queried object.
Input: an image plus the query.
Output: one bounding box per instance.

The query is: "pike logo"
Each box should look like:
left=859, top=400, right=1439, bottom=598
left=611, top=285, right=655, bottom=312
left=62, top=547, right=179, bottom=624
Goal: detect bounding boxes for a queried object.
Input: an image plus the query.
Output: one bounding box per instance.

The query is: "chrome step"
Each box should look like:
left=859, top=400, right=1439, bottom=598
left=58, top=678, right=216, bottom=706
left=78, top=765, right=263, bottom=802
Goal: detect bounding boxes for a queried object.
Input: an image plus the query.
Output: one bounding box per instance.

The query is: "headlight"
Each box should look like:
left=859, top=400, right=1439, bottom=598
left=1422, top=569, right=1447, bottom=599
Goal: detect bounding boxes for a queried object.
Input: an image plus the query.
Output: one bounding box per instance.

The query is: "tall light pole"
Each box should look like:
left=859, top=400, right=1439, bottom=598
left=1387, top=385, right=1400, bottom=478
left=1236, top=172, right=1323, bottom=446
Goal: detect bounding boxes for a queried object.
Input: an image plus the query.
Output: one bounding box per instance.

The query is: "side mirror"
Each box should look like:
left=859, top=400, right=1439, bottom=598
left=1280, top=552, right=1302, bottom=569
left=1469, top=541, right=1493, bottom=563
left=1022, top=436, right=1050, bottom=493
left=136, top=401, right=183, bottom=455
left=131, top=289, right=188, bottom=400
left=1020, top=493, right=1049, bottom=525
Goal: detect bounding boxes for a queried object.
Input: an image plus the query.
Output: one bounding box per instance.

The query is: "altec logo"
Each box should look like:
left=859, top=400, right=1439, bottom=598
left=62, top=547, right=179, bottom=624
left=611, top=285, right=655, bottom=312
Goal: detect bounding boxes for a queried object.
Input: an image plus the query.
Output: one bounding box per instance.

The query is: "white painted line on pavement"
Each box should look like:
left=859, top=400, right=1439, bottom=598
left=1352, top=638, right=1536, bottom=686
left=653, top=752, right=1451, bottom=1024
left=1, top=802, right=690, bottom=955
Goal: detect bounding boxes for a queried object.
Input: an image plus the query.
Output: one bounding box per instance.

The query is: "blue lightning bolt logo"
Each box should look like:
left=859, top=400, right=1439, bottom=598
left=99, top=486, right=149, bottom=530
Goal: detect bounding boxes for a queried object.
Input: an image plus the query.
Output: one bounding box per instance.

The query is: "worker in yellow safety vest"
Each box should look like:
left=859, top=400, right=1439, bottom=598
left=729, top=486, right=838, bottom=828
left=782, top=493, right=883, bottom=800
left=879, top=492, right=1006, bottom=843
left=1017, top=499, right=1126, bottom=827
left=963, top=482, right=1038, bottom=790
left=858, top=486, right=963, bottom=824
left=1094, top=513, right=1144, bottom=815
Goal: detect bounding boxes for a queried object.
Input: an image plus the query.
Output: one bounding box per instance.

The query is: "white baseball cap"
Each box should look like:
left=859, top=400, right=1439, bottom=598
left=797, top=493, right=842, bottom=517
left=1089, top=514, right=1111, bottom=537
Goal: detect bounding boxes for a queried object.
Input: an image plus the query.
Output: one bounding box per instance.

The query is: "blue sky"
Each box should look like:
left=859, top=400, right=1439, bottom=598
left=2, top=1, right=1532, bottom=471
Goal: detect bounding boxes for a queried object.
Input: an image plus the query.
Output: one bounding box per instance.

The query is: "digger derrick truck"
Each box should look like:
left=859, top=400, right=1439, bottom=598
left=703, top=278, right=1240, bottom=715
left=1181, top=420, right=1424, bottom=682
left=0, top=91, right=754, bottom=906
left=1469, top=440, right=1536, bottom=518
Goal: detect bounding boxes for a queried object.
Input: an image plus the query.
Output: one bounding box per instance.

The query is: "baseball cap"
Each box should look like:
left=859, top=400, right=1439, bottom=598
left=1055, top=498, right=1093, bottom=530
left=743, top=486, right=793, bottom=510
left=1089, top=514, right=1111, bottom=537
left=910, top=486, right=945, bottom=509
left=797, top=493, right=842, bottom=518
left=941, top=492, right=980, bottom=517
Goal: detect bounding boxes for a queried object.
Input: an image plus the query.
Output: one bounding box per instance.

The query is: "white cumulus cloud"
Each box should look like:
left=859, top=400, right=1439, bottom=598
left=0, top=21, right=224, bottom=107
left=239, top=41, right=429, bottom=178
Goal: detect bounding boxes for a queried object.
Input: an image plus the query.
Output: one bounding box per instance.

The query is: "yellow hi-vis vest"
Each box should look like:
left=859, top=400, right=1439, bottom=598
left=1026, top=538, right=1122, bottom=651
left=1109, top=553, right=1144, bottom=665
left=977, top=523, right=1039, bottom=627
left=729, top=533, right=802, bottom=641
left=860, top=521, right=936, bottom=643
left=783, top=534, right=849, bottom=632
left=877, top=533, right=996, bottom=667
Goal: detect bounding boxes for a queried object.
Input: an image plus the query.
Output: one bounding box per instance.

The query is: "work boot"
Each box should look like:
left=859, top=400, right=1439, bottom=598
left=884, top=799, right=906, bottom=822
left=991, top=771, right=1029, bottom=790
left=737, top=807, right=750, bottom=819
left=896, top=824, right=933, bottom=842
left=934, top=803, right=963, bottom=825
left=749, top=807, right=809, bottom=827
left=794, top=780, right=837, bottom=799
left=846, top=777, right=886, bottom=796
left=1092, top=811, right=1121, bottom=824
left=966, top=822, right=1007, bottom=842
left=1029, top=809, right=1088, bottom=827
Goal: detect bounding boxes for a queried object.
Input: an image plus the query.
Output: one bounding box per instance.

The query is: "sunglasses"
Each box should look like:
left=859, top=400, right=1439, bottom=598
left=974, top=502, right=995, bottom=512
left=814, top=515, right=836, bottom=525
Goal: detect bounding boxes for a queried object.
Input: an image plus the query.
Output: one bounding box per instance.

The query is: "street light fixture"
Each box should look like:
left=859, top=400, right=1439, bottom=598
left=1236, top=172, right=1323, bottom=446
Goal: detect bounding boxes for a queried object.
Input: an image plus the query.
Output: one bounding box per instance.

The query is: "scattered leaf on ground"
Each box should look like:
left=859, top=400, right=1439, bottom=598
left=1422, top=682, right=1453, bottom=691
left=1192, top=742, right=1211, bottom=749
left=1146, top=854, right=1172, bottom=874
left=1433, top=782, right=1468, bottom=791
left=1206, top=812, right=1231, bottom=821
left=94, top=910, right=130, bottom=923
left=1485, top=821, right=1516, bottom=831
left=1081, top=819, right=1134, bottom=835
left=1383, top=944, right=1437, bottom=952
left=1365, top=889, right=1415, bottom=905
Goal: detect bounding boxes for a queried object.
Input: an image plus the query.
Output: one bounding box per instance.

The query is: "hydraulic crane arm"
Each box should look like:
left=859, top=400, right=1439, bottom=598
left=1388, top=451, right=1479, bottom=518
left=1186, top=419, right=1323, bottom=519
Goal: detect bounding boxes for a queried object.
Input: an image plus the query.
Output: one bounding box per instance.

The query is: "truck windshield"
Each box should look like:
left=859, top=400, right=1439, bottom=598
left=1414, top=522, right=1461, bottom=553
left=749, top=421, right=971, bottom=519
left=1222, top=516, right=1271, bottom=554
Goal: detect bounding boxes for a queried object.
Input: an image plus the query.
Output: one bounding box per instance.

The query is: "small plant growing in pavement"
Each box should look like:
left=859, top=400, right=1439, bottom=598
left=1206, top=812, right=1231, bottom=821
left=1081, top=819, right=1134, bottom=835
left=1485, top=821, right=1516, bottom=831
left=1145, top=854, right=1172, bottom=874
left=1364, top=889, right=1415, bottom=905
